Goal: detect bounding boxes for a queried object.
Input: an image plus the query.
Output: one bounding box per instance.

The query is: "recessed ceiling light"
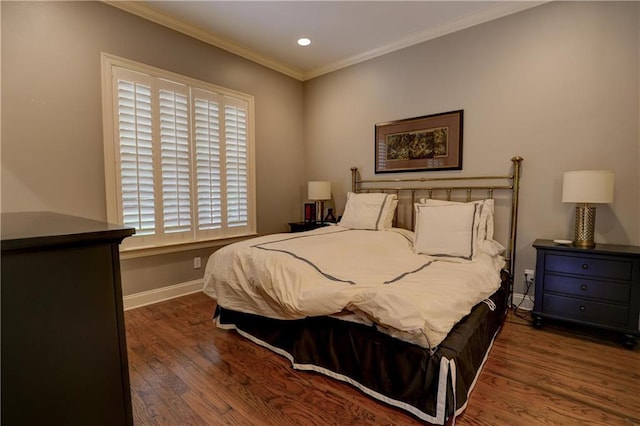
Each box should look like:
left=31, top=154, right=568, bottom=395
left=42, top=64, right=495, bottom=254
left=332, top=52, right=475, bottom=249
left=297, top=38, right=311, bottom=47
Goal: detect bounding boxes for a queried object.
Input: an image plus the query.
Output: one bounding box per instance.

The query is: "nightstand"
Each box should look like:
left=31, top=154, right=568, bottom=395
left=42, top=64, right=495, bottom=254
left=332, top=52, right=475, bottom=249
left=288, top=221, right=330, bottom=233
left=532, top=239, right=640, bottom=349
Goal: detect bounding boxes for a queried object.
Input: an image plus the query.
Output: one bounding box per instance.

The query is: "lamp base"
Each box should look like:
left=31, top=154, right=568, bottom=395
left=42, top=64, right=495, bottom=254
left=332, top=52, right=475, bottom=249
left=572, top=205, right=596, bottom=248
left=572, top=240, right=595, bottom=249
left=315, top=201, right=324, bottom=224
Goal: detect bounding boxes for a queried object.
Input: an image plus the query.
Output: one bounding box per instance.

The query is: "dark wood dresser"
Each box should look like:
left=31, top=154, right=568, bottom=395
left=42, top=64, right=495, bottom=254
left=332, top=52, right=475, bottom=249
left=532, top=239, right=640, bottom=349
left=1, top=212, right=135, bottom=425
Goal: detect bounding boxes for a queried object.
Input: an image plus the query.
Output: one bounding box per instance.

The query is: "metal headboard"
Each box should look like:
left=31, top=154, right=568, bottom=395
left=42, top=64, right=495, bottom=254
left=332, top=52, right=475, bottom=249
left=350, top=156, right=523, bottom=287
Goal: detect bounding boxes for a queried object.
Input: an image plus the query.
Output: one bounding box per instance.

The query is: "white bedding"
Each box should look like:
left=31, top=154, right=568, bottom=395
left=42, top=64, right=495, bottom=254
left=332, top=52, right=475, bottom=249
left=203, top=225, right=504, bottom=349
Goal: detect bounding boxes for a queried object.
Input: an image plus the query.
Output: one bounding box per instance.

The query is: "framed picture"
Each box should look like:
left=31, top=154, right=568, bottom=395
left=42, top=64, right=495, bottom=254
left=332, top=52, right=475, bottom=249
left=304, top=203, right=316, bottom=223
left=375, top=110, right=463, bottom=173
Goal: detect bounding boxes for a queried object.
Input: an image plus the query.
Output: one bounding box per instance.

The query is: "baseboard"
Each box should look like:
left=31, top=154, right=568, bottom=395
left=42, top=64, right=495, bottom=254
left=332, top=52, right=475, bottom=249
left=512, top=292, right=534, bottom=311
left=123, top=279, right=204, bottom=311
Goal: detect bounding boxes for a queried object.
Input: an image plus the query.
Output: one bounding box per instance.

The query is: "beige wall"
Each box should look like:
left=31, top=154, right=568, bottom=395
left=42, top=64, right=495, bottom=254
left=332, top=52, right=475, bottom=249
left=303, top=1, right=640, bottom=293
left=1, top=1, right=305, bottom=295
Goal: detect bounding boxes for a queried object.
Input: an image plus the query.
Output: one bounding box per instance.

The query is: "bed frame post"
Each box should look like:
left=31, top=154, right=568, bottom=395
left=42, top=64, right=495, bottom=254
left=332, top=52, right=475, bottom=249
left=508, top=156, right=523, bottom=306
left=351, top=167, right=359, bottom=192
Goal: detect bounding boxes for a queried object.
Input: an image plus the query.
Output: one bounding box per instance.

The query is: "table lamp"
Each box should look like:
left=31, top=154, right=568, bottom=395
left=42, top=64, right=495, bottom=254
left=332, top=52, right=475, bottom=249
left=562, top=170, right=614, bottom=248
left=308, top=181, right=331, bottom=223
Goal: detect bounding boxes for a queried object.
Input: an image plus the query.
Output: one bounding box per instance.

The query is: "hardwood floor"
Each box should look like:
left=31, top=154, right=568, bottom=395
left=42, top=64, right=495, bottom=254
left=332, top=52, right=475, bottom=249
left=125, top=292, right=640, bottom=425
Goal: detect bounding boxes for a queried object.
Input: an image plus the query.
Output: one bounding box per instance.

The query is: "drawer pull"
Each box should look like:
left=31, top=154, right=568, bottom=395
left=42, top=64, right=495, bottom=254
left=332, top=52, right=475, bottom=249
left=579, top=305, right=586, bottom=312
left=582, top=263, right=589, bottom=270
left=580, top=284, right=587, bottom=291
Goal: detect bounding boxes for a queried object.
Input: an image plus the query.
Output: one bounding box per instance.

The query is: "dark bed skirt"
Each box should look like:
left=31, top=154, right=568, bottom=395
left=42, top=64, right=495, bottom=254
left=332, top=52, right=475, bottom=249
left=215, top=273, right=508, bottom=424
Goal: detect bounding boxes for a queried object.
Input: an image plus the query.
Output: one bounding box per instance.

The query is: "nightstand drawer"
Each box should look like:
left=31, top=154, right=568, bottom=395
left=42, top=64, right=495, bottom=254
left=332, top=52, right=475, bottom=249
left=544, top=274, right=630, bottom=303
left=545, top=254, right=632, bottom=281
left=543, top=294, right=629, bottom=327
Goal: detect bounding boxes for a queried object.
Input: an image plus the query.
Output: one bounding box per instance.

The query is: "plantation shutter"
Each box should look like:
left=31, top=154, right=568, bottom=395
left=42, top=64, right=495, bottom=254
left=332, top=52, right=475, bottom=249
left=158, top=82, right=192, bottom=237
left=115, top=70, right=156, bottom=236
left=224, top=97, right=249, bottom=228
left=193, top=89, right=222, bottom=232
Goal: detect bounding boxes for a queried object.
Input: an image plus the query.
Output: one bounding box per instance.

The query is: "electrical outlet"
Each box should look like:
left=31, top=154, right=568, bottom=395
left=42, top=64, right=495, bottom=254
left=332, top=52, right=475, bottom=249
left=524, top=269, right=534, bottom=286
left=193, top=257, right=202, bottom=269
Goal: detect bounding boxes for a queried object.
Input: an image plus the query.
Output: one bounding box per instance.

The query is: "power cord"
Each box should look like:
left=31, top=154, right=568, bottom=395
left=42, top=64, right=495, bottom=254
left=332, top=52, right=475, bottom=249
left=512, top=271, right=534, bottom=322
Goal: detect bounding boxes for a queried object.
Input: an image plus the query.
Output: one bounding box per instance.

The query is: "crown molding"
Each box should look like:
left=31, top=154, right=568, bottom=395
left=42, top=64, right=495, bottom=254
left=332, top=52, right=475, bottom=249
left=105, top=1, right=545, bottom=82
left=104, top=1, right=305, bottom=81
left=303, top=1, right=546, bottom=80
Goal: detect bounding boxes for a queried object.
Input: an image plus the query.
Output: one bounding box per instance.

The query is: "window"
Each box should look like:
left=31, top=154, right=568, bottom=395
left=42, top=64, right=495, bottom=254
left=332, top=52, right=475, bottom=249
left=102, top=54, right=255, bottom=251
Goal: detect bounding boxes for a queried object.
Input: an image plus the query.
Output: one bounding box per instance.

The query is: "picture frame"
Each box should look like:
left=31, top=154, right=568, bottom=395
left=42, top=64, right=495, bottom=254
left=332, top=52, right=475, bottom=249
left=375, top=110, right=463, bottom=173
left=304, top=203, right=316, bottom=223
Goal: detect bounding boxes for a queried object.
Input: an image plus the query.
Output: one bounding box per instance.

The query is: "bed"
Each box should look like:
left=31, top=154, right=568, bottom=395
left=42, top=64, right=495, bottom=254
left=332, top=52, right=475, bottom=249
left=203, top=156, right=523, bottom=424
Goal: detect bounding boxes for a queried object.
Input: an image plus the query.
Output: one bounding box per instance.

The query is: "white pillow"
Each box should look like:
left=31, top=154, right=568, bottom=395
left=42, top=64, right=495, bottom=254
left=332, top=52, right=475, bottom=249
left=339, top=192, right=398, bottom=230
left=413, top=203, right=478, bottom=259
left=419, top=198, right=483, bottom=249
left=482, top=198, right=495, bottom=240
left=384, top=198, right=399, bottom=228
left=419, top=198, right=495, bottom=242
left=480, top=239, right=505, bottom=256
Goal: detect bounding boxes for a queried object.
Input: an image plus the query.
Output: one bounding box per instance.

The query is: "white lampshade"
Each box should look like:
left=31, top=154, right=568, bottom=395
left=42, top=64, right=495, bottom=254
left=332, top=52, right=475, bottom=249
left=308, top=181, right=331, bottom=201
left=562, top=170, right=614, bottom=204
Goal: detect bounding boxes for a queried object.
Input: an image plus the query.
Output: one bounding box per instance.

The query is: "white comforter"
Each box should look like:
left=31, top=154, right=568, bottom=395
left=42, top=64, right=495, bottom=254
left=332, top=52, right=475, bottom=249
left=203, top=226, right=504, bottom=349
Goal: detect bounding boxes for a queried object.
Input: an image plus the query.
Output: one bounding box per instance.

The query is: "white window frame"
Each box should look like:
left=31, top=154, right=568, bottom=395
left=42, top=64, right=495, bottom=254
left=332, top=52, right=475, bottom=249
left=101, top=53, right=256, bottom=255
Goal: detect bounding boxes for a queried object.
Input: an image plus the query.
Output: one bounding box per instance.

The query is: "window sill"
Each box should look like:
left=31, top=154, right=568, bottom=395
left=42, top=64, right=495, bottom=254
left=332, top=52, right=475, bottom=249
left=119, top=233, right=258, bottom=260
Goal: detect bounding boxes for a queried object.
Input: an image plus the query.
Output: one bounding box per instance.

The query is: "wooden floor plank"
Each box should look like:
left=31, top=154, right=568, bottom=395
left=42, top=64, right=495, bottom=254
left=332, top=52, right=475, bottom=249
left=125, top=293, right=640, bottom=425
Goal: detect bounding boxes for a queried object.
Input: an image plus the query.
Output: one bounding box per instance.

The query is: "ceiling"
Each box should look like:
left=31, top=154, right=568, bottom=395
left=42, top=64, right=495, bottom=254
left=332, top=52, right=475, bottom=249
left=110, top=1, right=544, bottom=81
